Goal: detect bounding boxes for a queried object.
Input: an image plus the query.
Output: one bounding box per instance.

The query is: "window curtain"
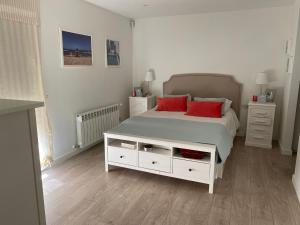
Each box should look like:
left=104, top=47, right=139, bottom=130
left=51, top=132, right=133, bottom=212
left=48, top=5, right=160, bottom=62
left=0, top=0, right=53, bottom=169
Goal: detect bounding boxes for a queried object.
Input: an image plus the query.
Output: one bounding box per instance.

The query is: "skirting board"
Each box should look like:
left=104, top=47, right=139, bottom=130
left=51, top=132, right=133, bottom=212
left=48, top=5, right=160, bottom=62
left=43, top=139, right=103, bottom=171
left=292, top=175, right=300, bottom=203
left=279, top=140, right=293, bottom=156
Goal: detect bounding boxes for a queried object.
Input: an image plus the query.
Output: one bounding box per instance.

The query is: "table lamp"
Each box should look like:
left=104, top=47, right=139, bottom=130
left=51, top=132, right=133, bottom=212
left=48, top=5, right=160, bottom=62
left=256, top=72, right=269, bottom=95
left=145, top=70, right=155, bottom=95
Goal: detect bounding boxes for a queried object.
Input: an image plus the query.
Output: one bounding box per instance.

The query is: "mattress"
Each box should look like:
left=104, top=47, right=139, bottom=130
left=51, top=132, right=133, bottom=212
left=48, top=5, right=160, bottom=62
left=139, top=108, right=240, bottom=137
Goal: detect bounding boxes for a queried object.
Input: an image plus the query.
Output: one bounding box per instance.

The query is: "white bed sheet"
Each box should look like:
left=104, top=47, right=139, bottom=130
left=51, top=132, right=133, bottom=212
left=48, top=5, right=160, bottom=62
left=139, top=108, right=240, bottom=137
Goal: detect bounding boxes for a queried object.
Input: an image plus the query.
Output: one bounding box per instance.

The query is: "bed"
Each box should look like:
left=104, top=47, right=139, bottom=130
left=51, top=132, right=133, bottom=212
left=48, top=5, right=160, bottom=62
left=104, top=73, right=241, bottom=193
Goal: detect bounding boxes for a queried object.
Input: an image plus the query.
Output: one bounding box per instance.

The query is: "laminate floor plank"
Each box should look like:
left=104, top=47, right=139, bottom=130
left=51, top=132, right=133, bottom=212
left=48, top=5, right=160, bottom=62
left=42, top=139, right=300, bottom=225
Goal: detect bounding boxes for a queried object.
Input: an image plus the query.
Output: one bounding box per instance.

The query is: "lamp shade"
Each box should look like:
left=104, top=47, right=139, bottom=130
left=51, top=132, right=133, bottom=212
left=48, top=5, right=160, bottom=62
left=145, top=70, right=154, bottom=82
left=256, top=72, right=269, bottom=85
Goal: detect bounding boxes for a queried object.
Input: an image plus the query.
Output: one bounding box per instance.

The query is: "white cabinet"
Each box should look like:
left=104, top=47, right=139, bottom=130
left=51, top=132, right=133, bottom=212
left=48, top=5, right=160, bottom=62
left=129, top=96, right=156, bottom=117
left=104, top=134, right=217, bottom=194
left=0, top=99, right=45, bottom=225
left=245, top=101, right=276, bottom=149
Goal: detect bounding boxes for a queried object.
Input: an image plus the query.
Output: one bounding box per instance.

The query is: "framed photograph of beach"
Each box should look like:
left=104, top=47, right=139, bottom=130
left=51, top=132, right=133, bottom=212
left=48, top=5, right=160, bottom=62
left=105, top=39, right=120, bottom=67
left=60, top=30, right=93, bottom=66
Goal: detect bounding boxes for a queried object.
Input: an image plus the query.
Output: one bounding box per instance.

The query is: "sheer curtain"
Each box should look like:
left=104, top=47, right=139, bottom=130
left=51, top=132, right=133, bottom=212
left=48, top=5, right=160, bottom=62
left=0, top=0, right=53, bottom=169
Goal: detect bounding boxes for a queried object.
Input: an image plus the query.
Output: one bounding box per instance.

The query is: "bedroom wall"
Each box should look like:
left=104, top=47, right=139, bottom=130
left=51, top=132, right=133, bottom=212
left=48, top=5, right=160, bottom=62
left=133, top=6, right=293, bottom=138
left=40, top=0, right=132, bottom=161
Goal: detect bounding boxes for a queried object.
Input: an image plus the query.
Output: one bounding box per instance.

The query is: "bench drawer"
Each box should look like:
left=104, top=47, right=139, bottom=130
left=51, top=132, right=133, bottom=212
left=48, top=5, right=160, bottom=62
left=139, top=151, right=171, bottom=173
left=173, top=159, right=210, bottom=183
left=108, top=146, right=137, bottom=166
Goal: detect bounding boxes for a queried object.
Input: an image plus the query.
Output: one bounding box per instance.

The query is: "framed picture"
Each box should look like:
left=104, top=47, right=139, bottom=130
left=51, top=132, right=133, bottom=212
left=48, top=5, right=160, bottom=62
left=265, top=89, right=276, bottom=102
left=106, top=39, right=120, bottom=67
left=61, top=30, right=93, bottom=66
left=134, top=87, right=143, bottom=97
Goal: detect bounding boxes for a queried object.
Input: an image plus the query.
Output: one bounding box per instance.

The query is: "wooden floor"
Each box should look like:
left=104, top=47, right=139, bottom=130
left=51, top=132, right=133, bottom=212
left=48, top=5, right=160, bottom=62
left=43, top=138, right=300, bottom=225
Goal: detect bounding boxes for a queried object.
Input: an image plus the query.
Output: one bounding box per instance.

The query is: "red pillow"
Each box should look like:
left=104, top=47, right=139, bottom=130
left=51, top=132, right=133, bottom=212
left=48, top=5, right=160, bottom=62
left=185, top=101, right=223, bottom=118
left=156, top=96, right=188, bottom=112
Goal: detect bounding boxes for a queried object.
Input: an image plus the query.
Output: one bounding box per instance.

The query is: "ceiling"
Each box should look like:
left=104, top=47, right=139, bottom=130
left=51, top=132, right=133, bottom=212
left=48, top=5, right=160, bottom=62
left=84, top=0, right=294, bottom=19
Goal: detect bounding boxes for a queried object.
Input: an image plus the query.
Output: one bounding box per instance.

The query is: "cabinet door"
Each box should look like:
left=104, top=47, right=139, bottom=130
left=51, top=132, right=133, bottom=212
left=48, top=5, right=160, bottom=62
left=0, top=111, right=42, bottom=225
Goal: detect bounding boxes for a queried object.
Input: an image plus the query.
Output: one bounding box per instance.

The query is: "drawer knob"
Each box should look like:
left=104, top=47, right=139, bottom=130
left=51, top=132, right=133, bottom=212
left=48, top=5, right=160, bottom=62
left=120, top=155, right=124, bottom=159
left=152, top=161, right=157, bottom=164
left=188, top=168, right=192, bottom=172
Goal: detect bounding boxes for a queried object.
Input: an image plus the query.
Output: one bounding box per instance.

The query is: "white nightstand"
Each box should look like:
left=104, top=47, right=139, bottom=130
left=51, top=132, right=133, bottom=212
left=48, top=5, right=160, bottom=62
left=129, top=95, right=156, bottom=117
left=245, top=101, right=276, bottom=149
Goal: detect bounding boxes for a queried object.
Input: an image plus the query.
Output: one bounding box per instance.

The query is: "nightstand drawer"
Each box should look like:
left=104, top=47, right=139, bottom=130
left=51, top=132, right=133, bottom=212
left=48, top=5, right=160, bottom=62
left=130, top=101, right=147, bottom=110
left=248, top=117, right=272, bottom=126
left=248, top=124, right=272, bottom=135
left=130, top=97, right=146, bottom=104
left=249, top=107, right=274, bottom=118
left=246, top=133, right=272, bottom=147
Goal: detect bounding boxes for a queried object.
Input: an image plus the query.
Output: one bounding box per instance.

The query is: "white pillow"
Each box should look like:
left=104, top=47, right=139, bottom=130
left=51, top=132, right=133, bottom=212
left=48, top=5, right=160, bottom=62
left=224, top=99, right=232, bottom=114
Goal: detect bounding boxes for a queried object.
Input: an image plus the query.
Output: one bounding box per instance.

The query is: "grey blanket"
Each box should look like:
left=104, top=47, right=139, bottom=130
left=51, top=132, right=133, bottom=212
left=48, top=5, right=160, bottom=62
left=108, top=116, right=233, bottom=163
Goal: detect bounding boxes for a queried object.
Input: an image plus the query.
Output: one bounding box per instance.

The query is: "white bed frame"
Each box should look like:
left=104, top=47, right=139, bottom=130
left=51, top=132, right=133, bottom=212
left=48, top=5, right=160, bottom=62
left=104, top=74, right=241, bottom=194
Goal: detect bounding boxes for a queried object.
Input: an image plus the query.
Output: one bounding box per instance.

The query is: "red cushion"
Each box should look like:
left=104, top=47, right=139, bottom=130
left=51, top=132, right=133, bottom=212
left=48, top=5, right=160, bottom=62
left=156, top=96, right=188, bottom=112
left=185, top=101, right=223, bottom=118
left=180, top=149, right=206, bottom=159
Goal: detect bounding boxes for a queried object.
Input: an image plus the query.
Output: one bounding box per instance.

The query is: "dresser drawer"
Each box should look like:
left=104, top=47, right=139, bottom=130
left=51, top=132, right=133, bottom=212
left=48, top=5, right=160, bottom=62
left=173, top=159, right=210, bottom=183
left=130, top=101, right=147, bottom=110
left=247, top=124, right=272, bottom=135
left=246, top=133, right=272, bottom=146
left=249, top=107, right=274, bottom=118
left=108, top=146, right=137, bottom=166
left=139, top=151, right=171, bottom=173
left=248, top=116, right=272, bottom=126
left=130, top=97, right=146, bottom=104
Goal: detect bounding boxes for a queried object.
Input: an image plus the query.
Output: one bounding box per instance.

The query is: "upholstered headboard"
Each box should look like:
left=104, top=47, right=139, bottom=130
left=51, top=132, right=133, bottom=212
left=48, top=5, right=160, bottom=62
left=163, top=73, right=242, bottom=118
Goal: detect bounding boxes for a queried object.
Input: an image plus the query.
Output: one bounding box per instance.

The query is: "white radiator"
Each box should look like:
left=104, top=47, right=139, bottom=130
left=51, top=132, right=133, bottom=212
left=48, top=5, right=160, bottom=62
left=76, top=104, right=120, bottom=148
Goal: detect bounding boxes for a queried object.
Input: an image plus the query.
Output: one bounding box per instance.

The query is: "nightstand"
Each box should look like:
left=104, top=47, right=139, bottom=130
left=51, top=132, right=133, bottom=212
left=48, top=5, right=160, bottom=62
left=129, top=95, right=156, bottom=117
left=245, top=101, right=276, bottom=149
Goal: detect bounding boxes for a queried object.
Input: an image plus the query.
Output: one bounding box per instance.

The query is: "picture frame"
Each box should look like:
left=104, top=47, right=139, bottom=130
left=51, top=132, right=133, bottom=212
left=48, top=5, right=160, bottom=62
left=60, top=29, right=93, bottom=67
left=265, top=89, right=276, bottom=102
left=134, top=87, right=143, bottom=97
left=105, top=39, right=120, bottom=67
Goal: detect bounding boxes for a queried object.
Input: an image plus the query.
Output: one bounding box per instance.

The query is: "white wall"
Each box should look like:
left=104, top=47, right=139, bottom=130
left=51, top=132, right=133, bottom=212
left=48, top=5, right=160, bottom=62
left=133, top=6, right=293, bottom=137
left=40, top=0, right=132, bottom=160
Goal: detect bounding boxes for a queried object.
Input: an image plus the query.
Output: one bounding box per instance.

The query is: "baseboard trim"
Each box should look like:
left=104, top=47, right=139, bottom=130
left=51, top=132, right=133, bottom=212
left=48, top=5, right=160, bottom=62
left=278, top=140, right=293, bottom=156
left=44, top=140, right=103, bottom=170
left=292, top=175, right=300, bottom=203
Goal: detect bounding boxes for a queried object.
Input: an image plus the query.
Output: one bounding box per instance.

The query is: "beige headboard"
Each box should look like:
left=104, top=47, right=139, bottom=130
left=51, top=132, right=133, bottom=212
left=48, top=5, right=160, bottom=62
left=163, top=73, right=242, bottom=118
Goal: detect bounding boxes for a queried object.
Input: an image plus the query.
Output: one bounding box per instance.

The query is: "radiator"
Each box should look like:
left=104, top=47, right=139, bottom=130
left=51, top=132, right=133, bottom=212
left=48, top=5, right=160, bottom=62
left=76, top=104, right=120, bottom=148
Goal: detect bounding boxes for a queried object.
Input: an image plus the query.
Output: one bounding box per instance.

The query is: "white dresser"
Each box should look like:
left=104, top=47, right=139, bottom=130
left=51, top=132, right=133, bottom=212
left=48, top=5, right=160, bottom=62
left=245, top=101, right=276, bottom=149
left=129, top=95, right=156, bottom=117
left=0, top=99, right=46, bottom=225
